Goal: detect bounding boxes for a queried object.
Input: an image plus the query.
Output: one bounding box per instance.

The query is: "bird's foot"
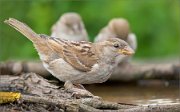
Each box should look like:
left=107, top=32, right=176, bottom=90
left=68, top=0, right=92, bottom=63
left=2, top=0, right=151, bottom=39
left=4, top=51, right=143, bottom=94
left=64, top=81, right=100, bottom=99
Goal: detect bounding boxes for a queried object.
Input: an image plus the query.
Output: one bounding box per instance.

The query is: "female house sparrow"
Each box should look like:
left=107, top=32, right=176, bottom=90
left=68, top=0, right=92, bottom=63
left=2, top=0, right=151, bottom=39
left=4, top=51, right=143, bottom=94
left=95, top=18, right=137, bottom=51
left=51, top=12, right=88, bottom=41
left=5, top=18, right=134, bottom=97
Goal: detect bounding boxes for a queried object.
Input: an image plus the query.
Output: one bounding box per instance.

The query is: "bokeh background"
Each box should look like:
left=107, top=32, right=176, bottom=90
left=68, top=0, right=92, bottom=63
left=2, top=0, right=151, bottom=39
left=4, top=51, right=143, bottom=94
left=0, top=0, right=179, bottom=61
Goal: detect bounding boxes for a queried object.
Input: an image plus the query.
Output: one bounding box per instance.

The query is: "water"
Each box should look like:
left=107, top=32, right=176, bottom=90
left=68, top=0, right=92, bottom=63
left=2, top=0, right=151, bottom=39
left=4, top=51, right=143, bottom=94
left=86, top=81, right=180, bottom=106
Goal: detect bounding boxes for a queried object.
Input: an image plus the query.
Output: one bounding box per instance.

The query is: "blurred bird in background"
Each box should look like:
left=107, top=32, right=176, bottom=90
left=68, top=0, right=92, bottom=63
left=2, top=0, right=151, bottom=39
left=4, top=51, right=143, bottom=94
left=95, top=18, right=137, bottom=52
left=95, top=18, right=137, bottom=64
left=51, top=12, right=89, bottom=41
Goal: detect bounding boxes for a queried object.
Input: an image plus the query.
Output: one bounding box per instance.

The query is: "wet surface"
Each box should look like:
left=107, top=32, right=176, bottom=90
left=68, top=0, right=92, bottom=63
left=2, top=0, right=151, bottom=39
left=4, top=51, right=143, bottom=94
left=86, top=81, right=180, bottom=106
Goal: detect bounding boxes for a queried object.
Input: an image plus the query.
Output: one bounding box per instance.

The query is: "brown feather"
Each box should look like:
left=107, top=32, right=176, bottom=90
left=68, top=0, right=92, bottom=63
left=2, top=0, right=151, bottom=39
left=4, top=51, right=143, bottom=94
left=5, top=18, right=98, bottom=72
left=4, top=18, right=58, bottom=61
left=46, top=38, right=99, bottom=72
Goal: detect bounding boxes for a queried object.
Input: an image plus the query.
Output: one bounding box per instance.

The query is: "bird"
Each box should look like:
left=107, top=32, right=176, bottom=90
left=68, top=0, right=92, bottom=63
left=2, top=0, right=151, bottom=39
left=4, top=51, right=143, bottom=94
left=95, top=18, right=137, bottom=51
left=51, top=12, right=88, bottom=41
left=4, top=18, right=134, bottom=97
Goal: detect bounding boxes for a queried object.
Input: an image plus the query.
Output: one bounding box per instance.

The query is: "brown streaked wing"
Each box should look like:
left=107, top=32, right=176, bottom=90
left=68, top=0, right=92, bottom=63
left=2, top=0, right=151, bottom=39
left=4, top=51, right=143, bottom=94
left=46, top=38, right=99, bottom=72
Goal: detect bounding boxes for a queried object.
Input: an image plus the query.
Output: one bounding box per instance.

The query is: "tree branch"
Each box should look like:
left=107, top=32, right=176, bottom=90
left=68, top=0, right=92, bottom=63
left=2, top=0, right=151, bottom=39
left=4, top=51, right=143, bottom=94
left=0, top=73, right=179, bottom=112
left=1, top=61, right=179, bottom=81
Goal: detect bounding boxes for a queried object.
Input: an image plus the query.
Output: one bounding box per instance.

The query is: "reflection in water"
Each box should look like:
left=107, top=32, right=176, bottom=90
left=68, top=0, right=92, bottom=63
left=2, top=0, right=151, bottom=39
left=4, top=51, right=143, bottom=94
left=135, top=99, right=180, bottom=106
left=86, top=82, right=180, bottom=106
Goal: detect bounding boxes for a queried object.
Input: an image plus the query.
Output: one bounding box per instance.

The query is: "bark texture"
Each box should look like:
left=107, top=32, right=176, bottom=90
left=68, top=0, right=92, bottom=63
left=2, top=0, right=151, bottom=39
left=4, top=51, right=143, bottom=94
left=0, top=73, right=179, bottom=112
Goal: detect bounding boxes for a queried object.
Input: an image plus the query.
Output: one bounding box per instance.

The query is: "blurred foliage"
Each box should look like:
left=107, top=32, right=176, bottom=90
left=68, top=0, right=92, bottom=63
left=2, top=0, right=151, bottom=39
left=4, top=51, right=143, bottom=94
left=0, top=0, right=180, bottom=61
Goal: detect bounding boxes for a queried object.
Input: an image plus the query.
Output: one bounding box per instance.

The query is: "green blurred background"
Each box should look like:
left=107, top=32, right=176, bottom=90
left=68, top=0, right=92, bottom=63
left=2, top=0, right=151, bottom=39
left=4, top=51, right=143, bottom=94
left=0, top=0, right=179, bottom=61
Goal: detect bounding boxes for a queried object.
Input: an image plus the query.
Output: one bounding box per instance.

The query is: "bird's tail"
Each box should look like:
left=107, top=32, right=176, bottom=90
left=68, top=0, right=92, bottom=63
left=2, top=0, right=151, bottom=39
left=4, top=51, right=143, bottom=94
left=4, top=18, right=41, bottom=43
left=4, top=18, right=54, bottom=61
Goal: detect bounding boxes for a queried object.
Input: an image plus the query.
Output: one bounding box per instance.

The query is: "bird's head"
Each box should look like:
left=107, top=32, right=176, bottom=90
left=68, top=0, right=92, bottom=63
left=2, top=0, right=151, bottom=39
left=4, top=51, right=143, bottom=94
left=108, top=18, right=130, bottom=40
left=97, top=38, right=134, bottom=62
left=60, top=12, right=85, bottom=34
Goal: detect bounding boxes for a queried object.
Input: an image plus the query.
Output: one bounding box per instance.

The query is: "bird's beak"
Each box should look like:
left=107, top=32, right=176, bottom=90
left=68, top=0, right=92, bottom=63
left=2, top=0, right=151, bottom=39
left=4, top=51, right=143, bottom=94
left=118, top=46, right=135, bottom=55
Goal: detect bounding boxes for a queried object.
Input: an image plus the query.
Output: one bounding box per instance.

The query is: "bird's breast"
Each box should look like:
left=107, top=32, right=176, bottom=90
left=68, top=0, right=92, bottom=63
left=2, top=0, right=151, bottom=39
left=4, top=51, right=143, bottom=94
left=42, top=58, right=115, bottom=84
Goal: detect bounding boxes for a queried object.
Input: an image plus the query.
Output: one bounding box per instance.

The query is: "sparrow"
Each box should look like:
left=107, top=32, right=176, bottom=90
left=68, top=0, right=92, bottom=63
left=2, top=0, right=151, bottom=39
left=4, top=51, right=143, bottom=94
left=95, top=18, right=137, bottom=51
left=51, top=12, right=88, bottom=41
left=5, top=18, right=134, bottom=97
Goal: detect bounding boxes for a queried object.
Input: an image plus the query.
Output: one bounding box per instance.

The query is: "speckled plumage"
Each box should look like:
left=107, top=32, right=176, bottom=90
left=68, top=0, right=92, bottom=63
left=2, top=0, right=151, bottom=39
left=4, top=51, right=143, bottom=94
left=5, top=18, right=134, bottom=85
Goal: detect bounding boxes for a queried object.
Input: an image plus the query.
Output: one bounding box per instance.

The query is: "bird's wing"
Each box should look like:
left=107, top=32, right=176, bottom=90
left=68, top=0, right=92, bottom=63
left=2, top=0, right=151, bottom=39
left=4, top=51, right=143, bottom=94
left=46, top=38, right=98, bottom=72
left=127, top=33, right=137, bottom=51
left=95, top=27, right=110, bottom=42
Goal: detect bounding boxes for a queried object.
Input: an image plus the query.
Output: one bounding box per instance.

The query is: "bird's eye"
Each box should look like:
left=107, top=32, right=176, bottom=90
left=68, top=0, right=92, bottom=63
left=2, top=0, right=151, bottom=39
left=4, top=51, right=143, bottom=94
left=113, top=43, right=119, bottom=48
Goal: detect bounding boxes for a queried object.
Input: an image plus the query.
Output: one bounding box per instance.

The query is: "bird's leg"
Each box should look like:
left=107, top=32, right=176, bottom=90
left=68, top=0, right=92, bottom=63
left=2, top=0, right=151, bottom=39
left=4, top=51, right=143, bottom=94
left=64, top=81, right=95, bottom=99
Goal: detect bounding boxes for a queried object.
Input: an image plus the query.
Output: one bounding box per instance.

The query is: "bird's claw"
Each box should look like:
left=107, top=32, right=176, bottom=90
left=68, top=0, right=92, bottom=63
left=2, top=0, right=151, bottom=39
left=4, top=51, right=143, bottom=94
left=67, top=87, right=94, bottom=99
left=64, top=81, right=100, bottom=99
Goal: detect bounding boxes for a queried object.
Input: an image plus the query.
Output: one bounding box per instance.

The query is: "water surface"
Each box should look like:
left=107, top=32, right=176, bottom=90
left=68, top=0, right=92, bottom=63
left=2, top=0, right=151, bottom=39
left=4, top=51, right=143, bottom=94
left=86, top=81, right=180, bottom=106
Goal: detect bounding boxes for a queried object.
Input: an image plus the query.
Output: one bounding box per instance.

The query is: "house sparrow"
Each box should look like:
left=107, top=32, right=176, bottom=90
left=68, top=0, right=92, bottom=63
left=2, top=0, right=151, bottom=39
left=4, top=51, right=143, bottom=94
left=95, top=18, right=137, bottom=51
left=5, top=18, right=134, bottom=97
left=51, top=12, right=88, bottom=41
